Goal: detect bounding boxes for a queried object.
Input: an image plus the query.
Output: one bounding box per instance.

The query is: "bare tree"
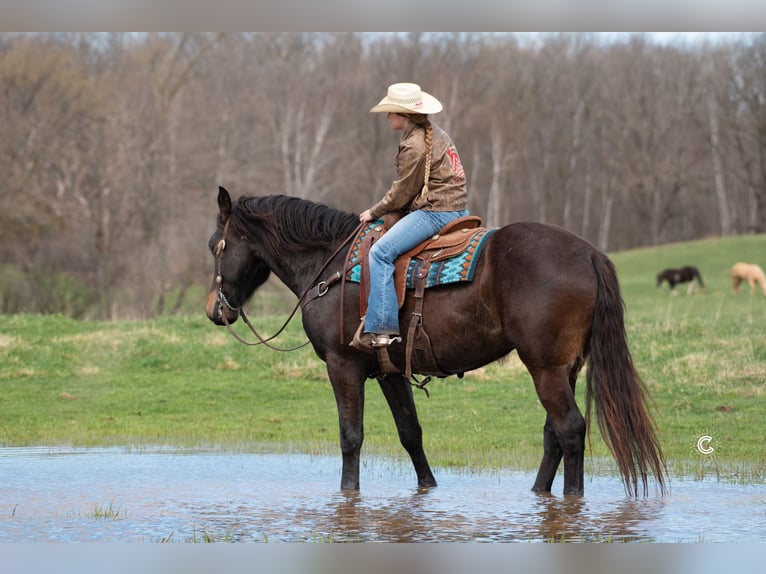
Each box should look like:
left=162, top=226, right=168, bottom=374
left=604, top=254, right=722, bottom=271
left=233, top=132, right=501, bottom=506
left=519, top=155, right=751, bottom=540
left=4, top=32, right=766, bottom=318
left=703, top=48, right=733, bottom=236
left=725, top=34, right=766, bottom=233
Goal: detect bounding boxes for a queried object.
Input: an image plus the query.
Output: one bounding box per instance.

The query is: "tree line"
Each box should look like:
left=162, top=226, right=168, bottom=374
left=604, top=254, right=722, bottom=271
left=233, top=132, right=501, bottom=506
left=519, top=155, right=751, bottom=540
left=2, top=32, right=766, bottom=318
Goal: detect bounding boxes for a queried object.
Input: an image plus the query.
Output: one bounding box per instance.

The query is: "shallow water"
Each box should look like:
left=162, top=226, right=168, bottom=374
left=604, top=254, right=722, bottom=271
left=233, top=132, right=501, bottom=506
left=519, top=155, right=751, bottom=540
left=1, top=446, right=764, bottom=542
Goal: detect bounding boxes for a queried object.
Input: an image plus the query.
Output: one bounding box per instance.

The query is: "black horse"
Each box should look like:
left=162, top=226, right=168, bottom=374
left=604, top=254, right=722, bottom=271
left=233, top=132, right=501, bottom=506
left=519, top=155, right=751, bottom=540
left=206, top=187, right=666, bottom=496
left=656, top=266, right=705, bottom=293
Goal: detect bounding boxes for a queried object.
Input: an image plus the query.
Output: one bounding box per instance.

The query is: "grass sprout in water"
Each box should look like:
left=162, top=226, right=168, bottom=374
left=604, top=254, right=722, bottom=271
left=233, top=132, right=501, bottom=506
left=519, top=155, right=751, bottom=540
left=61, top=500, right=125, bottom=520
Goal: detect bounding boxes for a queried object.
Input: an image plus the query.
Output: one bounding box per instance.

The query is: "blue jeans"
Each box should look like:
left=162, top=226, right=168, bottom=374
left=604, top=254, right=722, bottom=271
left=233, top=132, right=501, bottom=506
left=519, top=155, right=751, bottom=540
left=364, top=208, right=470, bottom=334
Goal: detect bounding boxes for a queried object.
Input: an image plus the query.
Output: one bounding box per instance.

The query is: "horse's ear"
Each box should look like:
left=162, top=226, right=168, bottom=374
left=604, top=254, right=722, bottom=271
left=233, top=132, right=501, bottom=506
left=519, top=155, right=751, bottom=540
left=218, top=186, right=232, bottom=216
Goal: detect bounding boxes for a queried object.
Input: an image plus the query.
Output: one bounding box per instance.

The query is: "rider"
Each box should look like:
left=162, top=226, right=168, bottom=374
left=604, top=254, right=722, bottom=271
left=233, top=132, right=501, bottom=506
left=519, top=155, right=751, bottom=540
left=351, top=82, right=469, bottom=352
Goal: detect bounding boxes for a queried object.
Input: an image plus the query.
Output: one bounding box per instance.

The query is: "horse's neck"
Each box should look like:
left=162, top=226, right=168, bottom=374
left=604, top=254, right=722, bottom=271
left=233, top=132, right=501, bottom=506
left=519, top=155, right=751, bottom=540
left=267, top=245, right=341, bottom=298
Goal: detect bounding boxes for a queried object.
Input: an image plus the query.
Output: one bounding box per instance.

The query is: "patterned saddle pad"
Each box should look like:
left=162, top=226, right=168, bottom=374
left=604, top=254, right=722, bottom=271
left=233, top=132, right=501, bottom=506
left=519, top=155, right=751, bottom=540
left=345, top=221, right=496, bottom=289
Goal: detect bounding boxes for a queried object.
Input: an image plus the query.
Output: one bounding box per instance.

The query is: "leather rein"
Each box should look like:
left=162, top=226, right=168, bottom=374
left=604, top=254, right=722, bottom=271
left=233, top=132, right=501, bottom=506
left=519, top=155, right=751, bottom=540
left=214, top=220, right=364, bottom=351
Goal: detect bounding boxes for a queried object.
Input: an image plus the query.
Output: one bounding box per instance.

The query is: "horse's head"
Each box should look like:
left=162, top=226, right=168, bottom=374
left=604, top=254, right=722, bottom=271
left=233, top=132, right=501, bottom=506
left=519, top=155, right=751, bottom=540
left=205, top=187, right=271, bottom=325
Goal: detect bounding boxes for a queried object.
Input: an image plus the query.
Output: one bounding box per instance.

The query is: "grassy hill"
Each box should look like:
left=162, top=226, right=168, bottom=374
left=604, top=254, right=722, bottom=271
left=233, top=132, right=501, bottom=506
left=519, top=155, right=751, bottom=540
left=611, top=234, right=766, bottom=479
left=613, top=233, right=766, bottom=300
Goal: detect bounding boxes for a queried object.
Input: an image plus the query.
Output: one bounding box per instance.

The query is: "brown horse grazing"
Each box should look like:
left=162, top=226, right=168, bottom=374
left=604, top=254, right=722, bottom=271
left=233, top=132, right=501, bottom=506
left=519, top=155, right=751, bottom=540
left=205, top=187, right=666, bottom=497
left=656, top=266, right=705, bottom=294
left=731, top=262, right=766, bottom=296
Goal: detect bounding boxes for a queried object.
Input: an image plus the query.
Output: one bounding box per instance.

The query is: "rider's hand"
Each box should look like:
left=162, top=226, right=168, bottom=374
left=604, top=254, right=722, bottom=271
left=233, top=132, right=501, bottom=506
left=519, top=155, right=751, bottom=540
left=359, top=209, right=374, bottom=223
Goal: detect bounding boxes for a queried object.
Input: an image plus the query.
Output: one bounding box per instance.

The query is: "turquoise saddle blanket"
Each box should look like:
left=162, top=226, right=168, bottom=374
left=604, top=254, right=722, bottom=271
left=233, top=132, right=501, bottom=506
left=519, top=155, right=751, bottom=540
left=345, top=221, right=496, bottom=289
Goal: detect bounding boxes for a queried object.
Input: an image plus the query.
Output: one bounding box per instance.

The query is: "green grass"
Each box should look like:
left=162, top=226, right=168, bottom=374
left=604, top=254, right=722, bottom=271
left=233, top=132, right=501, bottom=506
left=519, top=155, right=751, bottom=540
left=1, top=234, right=765, bottom=482
left=612, top=235, right=766, bottom=479
left=61, top=500, right=125, bottom=520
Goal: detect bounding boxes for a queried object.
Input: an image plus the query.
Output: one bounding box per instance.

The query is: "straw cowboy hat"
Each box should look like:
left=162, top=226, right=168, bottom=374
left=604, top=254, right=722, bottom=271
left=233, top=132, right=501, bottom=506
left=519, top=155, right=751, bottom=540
left=369, top=82, right=443, bottom=114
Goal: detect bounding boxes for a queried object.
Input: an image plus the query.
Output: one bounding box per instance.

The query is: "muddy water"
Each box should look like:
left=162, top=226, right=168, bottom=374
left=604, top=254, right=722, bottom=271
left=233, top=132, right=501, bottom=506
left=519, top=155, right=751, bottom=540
left=1, top=447, right=764, bottom=542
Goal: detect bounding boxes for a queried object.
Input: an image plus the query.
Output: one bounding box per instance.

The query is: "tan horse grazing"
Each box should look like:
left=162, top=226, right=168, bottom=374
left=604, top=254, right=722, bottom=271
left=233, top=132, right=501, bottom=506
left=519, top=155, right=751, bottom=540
left=731, top=262, right=766, bottom=296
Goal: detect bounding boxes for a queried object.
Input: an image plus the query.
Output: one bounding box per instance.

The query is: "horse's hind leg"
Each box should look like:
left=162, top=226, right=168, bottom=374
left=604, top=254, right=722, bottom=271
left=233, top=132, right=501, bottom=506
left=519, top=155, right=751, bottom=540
left=533, top=413, right=564, bottom=492
left=529, top=365, right=586, bottom=495
left=377, top=374, right=437, bottom=487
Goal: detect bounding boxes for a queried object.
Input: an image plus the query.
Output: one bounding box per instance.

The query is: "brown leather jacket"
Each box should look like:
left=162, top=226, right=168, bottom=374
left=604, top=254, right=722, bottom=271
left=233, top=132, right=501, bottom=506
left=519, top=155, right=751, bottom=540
left=368, top=121, right=468, bottom=220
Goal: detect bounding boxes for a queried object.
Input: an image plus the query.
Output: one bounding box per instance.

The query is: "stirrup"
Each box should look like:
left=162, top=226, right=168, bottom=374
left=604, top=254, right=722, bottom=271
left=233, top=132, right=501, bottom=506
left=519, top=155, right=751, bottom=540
left=371, top=333, right=402, bottom=348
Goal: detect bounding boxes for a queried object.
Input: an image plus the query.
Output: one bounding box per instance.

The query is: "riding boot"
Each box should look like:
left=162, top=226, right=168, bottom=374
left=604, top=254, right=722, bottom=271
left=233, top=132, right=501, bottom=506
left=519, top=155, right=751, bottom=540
left=350, top=318, right=402, bottom=352
left=350, top=318, right=375, bottom=353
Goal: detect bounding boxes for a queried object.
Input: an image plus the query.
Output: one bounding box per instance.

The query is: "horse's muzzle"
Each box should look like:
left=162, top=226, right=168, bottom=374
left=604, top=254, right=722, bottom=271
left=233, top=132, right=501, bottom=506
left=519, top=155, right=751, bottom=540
left=205, top=290, right=238, bottom=325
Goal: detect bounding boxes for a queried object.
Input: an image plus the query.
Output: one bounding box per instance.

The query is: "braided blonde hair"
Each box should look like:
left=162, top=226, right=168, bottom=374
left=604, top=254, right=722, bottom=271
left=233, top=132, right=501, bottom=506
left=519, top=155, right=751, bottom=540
left=405, top=113, right=433, bottom=194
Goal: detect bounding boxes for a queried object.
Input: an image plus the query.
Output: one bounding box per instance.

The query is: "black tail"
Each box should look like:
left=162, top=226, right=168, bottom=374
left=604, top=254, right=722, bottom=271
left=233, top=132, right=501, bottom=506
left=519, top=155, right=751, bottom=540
left=586, top=253, right=667, bottom=496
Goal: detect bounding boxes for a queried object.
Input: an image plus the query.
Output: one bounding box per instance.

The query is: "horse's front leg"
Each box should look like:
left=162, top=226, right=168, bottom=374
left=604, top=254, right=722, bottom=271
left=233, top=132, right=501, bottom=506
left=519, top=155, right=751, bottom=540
left=326, top=354, right=368, bottom=490
left=377, top=374, right=437, bottom=488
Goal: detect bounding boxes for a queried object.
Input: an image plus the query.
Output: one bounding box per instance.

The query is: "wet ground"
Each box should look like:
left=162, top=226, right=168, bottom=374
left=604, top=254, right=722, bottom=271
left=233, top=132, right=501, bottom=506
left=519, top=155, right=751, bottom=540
left=1, top=446, right=764, bottom=542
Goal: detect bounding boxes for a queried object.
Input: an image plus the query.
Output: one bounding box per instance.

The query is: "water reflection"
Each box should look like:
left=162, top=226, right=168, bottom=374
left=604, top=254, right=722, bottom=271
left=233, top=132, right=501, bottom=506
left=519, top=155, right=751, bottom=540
left=316, top=488, right=485, bottom=542
left=527, top=493, right=657, bottom=542
left=307, top=487, right=659, bottom=542
left=1, top=447, right=764, bottom=542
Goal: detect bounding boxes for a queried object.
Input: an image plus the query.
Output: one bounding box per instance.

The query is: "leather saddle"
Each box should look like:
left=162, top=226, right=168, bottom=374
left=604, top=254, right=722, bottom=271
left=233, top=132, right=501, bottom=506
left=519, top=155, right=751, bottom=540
left=349, top=210, right=485, bottom=378
left=354, top=211, right=483, bottom=317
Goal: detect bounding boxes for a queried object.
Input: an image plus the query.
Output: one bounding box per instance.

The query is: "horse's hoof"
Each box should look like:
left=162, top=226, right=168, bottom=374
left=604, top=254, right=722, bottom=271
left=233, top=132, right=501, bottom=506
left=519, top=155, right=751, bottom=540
left=417, top=476, right=438, bottom=489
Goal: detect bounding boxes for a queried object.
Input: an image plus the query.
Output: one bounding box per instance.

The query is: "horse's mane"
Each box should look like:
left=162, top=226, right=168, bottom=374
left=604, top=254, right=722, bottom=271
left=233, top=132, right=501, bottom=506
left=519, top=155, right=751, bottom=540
left=227, top=195, right=360, bottom=255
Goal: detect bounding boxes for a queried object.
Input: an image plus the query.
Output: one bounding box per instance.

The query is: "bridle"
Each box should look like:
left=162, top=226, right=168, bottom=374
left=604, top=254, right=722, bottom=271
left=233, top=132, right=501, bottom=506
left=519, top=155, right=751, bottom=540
left=213, top=219, right=363, bottom=351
